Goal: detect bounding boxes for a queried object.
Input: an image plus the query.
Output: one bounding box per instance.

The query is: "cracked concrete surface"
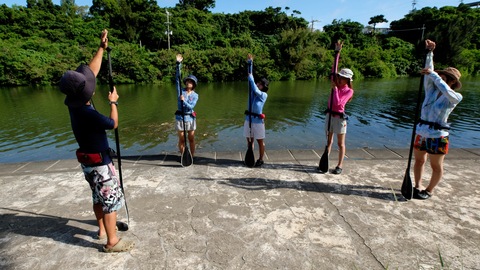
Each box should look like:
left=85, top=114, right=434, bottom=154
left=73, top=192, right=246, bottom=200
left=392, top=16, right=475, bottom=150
left=0, top=148, right=479, bottom=269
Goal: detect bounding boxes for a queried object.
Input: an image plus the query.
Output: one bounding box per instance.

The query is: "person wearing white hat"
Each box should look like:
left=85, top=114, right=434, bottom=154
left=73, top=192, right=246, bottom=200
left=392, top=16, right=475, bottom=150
left=413, top=39, right=463, bottom=200
left=323, top=41, right=354, bottom=175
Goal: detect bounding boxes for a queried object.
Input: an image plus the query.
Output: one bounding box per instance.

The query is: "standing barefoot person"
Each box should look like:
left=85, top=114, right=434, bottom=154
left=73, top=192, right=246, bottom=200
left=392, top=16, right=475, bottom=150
left=413, top=39, right=463, bottom=200
left=59, top=29, right=134, bottom=252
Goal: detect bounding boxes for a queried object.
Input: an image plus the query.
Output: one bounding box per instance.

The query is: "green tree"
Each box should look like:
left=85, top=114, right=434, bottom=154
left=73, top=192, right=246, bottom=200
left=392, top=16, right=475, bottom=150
left=368, top=15, right=388, bottom=33
left=177, top=0, right=215, bottom=11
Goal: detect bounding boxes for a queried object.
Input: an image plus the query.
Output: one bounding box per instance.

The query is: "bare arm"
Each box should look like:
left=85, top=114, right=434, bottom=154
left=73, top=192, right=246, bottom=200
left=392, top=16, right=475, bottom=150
left=108, top=86, right=119, bottom=128
left=88, top=29, right=108, bottom=77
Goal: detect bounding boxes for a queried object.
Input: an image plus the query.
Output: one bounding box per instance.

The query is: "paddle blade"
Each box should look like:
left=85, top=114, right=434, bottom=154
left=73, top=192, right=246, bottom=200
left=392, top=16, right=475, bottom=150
left=181, top=147, right=193, bottom=167
left=317, top=146, right=329, bottom=173
left=116, top=221, right=129, bottom=231
left=245, top=144, right=255, bottom=168
left=401, top=169, right=413, bottom=200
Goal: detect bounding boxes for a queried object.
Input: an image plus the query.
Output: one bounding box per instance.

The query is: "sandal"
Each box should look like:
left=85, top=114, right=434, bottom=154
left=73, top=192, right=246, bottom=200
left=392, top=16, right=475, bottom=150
left=413, top=189, right=432, bottom=200
left=103, top=238, right=135, bottom=253
left=254, top=159, right=264, bottom=167
left=332, top=166, right=342, bottom=174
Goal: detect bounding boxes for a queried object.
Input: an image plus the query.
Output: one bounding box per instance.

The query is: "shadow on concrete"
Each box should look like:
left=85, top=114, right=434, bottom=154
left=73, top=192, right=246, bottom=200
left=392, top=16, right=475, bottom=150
left=192, top=177, right=404, bottom=202
left=0, top=208, right=101, bottom=250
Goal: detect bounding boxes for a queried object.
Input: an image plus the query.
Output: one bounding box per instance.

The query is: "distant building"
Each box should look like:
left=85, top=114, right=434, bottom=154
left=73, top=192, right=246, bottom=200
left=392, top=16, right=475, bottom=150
left=363, top=27, right=390, bottom=35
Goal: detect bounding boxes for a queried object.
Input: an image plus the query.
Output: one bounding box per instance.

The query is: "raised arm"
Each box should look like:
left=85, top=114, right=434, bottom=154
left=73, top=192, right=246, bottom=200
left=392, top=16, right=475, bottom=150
left=175, top=54, right=183, bottom=98
left=88, top=29, right=108, bottom=77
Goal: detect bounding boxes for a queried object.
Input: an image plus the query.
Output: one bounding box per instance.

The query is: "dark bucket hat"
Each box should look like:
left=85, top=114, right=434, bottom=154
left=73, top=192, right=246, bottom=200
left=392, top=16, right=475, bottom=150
left=183, top=74, right=198, bottom=88
left=59, top=65, right=96, bottom=108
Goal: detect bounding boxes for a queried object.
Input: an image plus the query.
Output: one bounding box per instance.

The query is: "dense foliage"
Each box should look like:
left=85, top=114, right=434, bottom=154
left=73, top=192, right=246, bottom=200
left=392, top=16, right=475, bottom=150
left=1, top=1, right=479, bottom=86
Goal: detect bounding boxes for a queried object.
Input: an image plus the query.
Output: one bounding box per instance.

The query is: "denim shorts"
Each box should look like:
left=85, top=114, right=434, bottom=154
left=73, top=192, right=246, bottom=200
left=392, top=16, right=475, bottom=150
left=82, top=162, right=124, bottom=213
left=414, top=134, right=449, bottom=155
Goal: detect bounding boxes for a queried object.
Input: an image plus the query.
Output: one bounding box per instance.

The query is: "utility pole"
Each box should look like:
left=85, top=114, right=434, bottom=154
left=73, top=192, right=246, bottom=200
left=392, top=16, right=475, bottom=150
left=411, top=0, right=417, bottom=12
left=165, top=9, right=172, bottom=50
left=310, top=19, right=320, bottom=31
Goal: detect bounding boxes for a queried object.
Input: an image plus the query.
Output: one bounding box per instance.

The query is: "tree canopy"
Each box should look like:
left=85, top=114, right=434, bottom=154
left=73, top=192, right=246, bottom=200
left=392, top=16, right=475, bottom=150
left=0, top=1, right=479, bottom=86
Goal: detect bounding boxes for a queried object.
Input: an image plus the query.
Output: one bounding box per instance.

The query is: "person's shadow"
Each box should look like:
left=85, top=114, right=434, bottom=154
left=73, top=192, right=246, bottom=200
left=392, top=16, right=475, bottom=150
left=193, top=177, right=404, bottom=202
left=0, top=208, right=102, bottom=251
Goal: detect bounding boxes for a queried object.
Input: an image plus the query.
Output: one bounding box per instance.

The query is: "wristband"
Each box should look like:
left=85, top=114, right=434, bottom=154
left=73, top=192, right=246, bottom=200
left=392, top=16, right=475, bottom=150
left=109, top=101, right=118, bottom=106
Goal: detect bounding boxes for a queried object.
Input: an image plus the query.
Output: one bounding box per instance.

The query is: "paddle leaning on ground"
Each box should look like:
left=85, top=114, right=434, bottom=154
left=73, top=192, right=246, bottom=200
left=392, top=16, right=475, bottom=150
left=318, top=49, right=340, bottom=173
left=401, top=49, right=431, bottom=200
left=244, top=57, right=255, bottom=167
left=106, top=46, right=129, bottom=229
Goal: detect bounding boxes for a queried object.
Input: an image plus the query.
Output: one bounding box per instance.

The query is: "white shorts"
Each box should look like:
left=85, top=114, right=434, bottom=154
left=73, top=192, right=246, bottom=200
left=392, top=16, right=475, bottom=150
left=243, top=120, right=265, bottom=139
left=176, top=119, right=196, bottom=131
left=324, top=115, right=347, bottom=134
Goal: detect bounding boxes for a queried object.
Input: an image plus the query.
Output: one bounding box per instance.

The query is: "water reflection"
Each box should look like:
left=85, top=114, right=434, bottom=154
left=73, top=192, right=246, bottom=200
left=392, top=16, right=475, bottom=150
left=1, top=77, right=479, bottom=163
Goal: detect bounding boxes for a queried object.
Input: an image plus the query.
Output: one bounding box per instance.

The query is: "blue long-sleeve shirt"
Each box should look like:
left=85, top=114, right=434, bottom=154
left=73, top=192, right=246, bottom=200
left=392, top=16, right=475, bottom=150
left=245, top=60, right=267, bottom=124
left=416, top=51, right=462, bottom=137
left=175, top=62, right=198, bottom=122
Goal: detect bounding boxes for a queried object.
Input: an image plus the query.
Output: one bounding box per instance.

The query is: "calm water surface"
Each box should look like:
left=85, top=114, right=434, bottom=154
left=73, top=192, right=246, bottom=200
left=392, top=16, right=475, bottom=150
left=1, top=78, right=479, bottom=163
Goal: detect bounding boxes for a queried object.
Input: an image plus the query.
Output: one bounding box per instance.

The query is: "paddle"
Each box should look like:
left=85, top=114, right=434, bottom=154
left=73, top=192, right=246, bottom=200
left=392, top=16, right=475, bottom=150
left=180, top=98, right=193, bottom=167
left=244, top=57, right=255, bottom=167
left=106, top=46, right=129, bottom=229
left=318, top=50, right=340, bottom=173
left=401, top=49, right=430, bottom=200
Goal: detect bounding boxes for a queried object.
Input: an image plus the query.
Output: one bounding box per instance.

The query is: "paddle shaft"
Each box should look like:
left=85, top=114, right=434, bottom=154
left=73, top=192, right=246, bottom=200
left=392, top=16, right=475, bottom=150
left=325, top=51, right=340, bottom=148
left=248, top=60, right=253, bottom=144
left=106, top=47, right=129, bottom=223
left=406, top=50, right=430, bottom=171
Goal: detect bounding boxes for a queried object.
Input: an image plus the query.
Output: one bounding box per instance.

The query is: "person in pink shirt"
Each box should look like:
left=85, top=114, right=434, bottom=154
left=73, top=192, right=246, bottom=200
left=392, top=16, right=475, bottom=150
left=324, top=41, right=354, bottom=174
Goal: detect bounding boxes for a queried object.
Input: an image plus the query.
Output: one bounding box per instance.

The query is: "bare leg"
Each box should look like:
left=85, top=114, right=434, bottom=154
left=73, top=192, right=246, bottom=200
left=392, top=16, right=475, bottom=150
left=413, top=149, right=428, bottom=189
left=336, top=133, right=346, bottom=168
left=177, top=131, right=185, bottom=154
left=104, top=211, right=120, bottom=248
left=246, top=138, right=254, bottom=150
left=257, top=139, right=265, bottom=160
left=94, top=203, right=106, bottom=238
left=188, top=130, right=195, bottom=157
left=426, top=154, right=445, bottom=193
left=326, top=132, right=334, bottom=154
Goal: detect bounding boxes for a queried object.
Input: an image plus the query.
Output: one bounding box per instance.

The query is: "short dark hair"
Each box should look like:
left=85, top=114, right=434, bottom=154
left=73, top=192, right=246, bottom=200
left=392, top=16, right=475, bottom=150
left=257, top=77, right=269, bottom=91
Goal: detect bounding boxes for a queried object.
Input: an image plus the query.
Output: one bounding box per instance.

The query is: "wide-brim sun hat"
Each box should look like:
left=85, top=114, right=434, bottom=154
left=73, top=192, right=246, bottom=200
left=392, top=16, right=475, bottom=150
left=436, top=67, right=462, bottom=90
left=183, top=74, right=198, bottom=88
left=59, top=65, right=96, bottom=108
left=338, top=68, right=354, bottom=81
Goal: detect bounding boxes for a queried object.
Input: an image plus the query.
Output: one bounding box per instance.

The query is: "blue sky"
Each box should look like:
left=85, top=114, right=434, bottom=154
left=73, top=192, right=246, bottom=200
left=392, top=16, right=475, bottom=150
left=3, top=0, right=464, bottom=29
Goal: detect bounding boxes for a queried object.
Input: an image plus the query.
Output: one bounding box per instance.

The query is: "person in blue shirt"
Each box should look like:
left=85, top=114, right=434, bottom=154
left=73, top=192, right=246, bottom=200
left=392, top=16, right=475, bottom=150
left=175, top=54, right=199, bottom=157
left=413, top=39, right=463, bottom=200
left=59, top=29, right=134, bottom=252
left=244, top=53, right=269, bottom=167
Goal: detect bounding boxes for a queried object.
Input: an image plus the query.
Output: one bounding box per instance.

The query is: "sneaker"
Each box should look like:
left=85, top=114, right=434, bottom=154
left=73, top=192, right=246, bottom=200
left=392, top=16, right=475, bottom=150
left=254, top=159, right=264, bottom=167
left=413, top=189, right=432, bottom=200
left=332, top=166, right=342, bottom=174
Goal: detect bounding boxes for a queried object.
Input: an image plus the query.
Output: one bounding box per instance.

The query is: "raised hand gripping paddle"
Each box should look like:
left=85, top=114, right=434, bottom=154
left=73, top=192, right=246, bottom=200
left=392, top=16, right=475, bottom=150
left=180, top=99, right=193, bottom=167
left=244, top=58, right=255, bottom=167
left=402, top=50, right=430, bottom=200
left=107, top=46, right=129, bottom=230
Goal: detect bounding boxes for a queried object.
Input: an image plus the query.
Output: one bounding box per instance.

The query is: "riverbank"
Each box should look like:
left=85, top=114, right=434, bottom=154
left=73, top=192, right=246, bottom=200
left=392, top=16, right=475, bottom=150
left=1, top=148, right=479, bottom=269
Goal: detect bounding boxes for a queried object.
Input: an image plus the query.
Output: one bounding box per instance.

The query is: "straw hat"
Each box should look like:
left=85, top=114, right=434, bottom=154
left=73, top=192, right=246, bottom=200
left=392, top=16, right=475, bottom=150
left=436, top=67, right=462, bottom=90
